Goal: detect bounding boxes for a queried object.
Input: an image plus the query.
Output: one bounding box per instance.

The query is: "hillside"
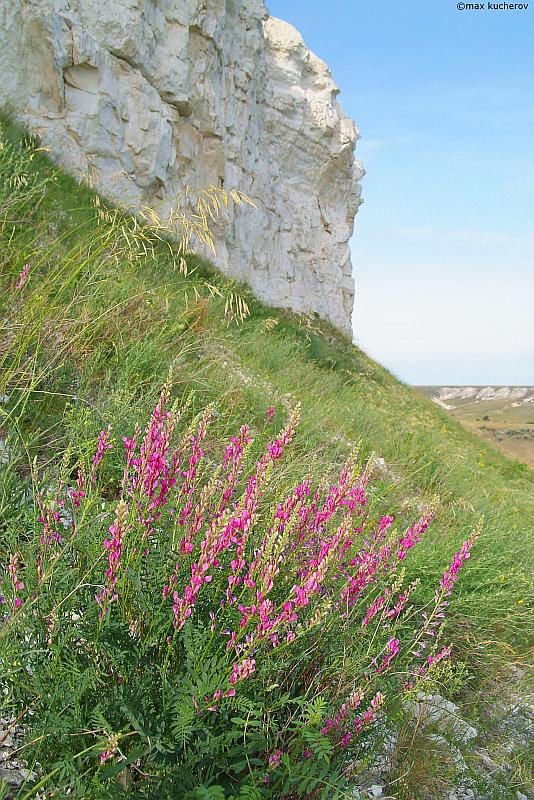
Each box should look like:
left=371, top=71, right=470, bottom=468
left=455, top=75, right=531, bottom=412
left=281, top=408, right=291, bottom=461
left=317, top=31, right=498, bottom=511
left=1, top=120, right=533, bottom=798
left=418, top=386, right=534, bottom=467
left=1, top=115, right=533, bottom=657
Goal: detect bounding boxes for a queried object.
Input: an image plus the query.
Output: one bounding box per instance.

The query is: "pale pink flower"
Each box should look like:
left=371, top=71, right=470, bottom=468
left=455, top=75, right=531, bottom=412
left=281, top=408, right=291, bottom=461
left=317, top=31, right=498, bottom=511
left=229, top=657, right=256, bottom=684
left=375, top=637, right=400, bottom=674
left=15, top=263, right=30, bottom=290
left=8, top=553, right=24, bottom=611
left=91, top=426, right=113, bottom=483
left=96, top=500, right=129, bottom=618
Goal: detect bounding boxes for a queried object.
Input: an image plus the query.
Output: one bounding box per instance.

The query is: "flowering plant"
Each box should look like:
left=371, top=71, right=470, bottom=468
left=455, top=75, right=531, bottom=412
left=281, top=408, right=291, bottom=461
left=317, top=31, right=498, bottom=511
left=1, top=384, right=476, bottom=798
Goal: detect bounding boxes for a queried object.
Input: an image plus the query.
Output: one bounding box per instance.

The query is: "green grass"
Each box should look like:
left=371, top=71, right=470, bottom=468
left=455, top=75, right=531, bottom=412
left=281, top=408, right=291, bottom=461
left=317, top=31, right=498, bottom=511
left=1, top=114, right=532, bottom=670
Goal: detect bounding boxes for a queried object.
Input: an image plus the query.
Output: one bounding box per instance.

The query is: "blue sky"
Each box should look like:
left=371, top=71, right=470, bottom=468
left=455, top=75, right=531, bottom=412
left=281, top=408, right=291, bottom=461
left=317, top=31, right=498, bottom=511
left=267, top=0, right=534, bottom=384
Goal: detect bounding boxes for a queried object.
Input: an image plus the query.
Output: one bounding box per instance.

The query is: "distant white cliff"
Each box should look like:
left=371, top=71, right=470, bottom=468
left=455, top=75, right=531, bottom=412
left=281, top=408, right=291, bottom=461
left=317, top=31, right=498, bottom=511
left=0, top=0, right=363, bottom=334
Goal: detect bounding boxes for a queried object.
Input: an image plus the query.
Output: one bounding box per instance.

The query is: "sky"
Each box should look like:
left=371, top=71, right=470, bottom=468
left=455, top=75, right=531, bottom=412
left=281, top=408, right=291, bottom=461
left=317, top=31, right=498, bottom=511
left=266, top=0, right=534, bottom=384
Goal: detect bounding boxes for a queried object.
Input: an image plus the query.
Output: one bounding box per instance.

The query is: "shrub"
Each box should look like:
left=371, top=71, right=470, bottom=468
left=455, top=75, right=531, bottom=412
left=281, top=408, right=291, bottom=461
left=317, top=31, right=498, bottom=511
left=1, top=383, right=477, bottom=799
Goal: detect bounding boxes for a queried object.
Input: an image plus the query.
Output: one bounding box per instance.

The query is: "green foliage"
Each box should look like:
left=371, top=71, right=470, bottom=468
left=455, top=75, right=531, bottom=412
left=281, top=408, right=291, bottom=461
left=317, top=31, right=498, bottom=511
left=0, top=116, right=532, bottom=799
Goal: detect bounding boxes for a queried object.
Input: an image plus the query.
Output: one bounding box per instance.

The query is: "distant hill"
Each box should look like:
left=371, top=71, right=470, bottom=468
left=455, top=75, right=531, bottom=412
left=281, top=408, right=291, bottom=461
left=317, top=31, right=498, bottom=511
left=417, top=386, right=534, bottom=467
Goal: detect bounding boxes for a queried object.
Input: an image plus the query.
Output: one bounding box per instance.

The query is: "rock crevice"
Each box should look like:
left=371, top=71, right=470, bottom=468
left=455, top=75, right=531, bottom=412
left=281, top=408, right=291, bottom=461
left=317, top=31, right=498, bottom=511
left=0, top=0, right=363, bottom=333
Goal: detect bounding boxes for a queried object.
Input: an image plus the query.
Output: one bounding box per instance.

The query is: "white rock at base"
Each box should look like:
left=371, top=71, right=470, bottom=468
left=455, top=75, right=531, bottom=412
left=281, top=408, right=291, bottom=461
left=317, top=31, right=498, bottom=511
left=368, top=786, right=384, bottom=799
left=407, top=693, right=478, bottom=744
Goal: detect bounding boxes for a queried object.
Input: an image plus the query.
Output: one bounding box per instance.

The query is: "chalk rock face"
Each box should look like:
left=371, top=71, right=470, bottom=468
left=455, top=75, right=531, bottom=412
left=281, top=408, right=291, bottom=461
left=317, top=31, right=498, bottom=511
left=0, top=0, right=363, bottom=333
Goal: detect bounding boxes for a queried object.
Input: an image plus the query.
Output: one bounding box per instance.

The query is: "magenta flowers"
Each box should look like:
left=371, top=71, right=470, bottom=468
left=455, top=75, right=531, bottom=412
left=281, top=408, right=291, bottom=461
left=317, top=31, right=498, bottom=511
left=79, top=384, right=478, bottom=770
left=439, top=535, right=476, bottom=596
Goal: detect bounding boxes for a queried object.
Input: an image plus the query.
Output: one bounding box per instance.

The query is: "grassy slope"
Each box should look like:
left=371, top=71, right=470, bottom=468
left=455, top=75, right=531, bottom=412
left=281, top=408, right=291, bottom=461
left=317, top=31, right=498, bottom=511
left=1, top=119, right=532, bottom=668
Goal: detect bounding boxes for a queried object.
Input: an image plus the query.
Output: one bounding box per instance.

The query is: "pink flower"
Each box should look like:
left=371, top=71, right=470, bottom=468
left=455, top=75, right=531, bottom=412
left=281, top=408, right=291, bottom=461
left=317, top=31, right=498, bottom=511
left=439, top=536, right=476, bottom=597
left=229, top=657, right=256, bottom=684
left=371, top=691, right=385, bottom=710
left=427, top=645, right=452, bottom=667
left=6, top=552, right=25, bottom=613
left=91, top=426, right=113, bottom=483
left=396, top=515, right=432, bottom=562
left=266, top=406, right=276, bottom=422
left=99, top=734, right=119, bottom=765
left=96, top=500, right=129, bottom=618
left=15, top=263, right=30, bottom=290
left=378, top=515, right=394, bottom=533
left=220, top=425, right=252, bottom=509
left=293, top=585, right=309, bottom=608
left=268, top=748, right=282, bottom=768
left=362, top=594, right=385, bottom=626
left=375, top=637, right=400, bottom=674
left=348, top=688, right=364, bottom=710
left=321, top=687, right=381, bottom=746
left=354, top=692, right=385, bottom=734
left=68, top=469, right=86, bottom=510
left=8, top=553, right=25, bottom=612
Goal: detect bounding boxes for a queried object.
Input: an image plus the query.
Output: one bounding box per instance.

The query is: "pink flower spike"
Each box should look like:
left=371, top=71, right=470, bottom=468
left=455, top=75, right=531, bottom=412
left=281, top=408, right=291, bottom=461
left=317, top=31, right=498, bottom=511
left=229, top=657, right=256, bottom=684
left=96, top=500, right=129, bottom=619
left=91, top=426, right=113, bottom=483
left=16, top=263, right=30, bottom=290
left=439, top=534, right=477, bottom=598
left=8, top=553, right=24, bottom=612
left=375, top=637, right=400, bottom=675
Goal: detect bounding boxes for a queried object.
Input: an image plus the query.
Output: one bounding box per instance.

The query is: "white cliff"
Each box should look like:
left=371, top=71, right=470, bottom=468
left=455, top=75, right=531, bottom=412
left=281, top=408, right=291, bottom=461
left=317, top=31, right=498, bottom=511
left=0, top=0, right=363, bottom=333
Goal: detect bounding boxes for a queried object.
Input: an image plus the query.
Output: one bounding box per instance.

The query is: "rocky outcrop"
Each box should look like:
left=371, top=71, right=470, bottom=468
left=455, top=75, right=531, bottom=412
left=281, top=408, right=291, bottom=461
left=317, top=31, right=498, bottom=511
left=0, top=0, right=363, bottom=334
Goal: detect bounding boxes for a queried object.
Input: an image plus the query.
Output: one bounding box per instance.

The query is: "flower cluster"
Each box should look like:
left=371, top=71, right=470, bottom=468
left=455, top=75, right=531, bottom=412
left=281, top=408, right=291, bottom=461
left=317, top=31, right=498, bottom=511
left=408, top=531, right=478, bottom=678
left=375, top=636, right=400, bottom=674
left=68, top=469, right=86, bottom=510
left=79, top=387, right=478, bottom=765
left=99, top=733, right=119, bottom=765
left=36, top=494, right=65, bottom=580
left=439, top=535, right=476, bottom=597
left=170, top=406, right=300, bottom=631
left=15, top=263, right=30, bottom=290
left=340, top=512, right=433, bottom=611
left=91, top=426, right=113, bottom=483
left=321, top=690, right=385, bottom=748
left=229, top=656, right=256, bottom=684
left=8, top=553, right=24, bottom=610
left=96, top=500, right=129, bottom=619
